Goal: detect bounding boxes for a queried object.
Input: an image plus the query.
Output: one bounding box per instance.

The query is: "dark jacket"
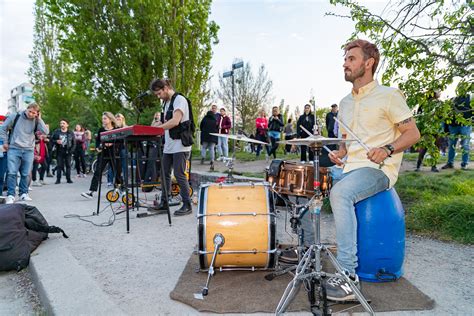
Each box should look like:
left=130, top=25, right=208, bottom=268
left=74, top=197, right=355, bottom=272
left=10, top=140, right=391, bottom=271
left=52, top=129, right=75, bottom=154
left=200, top=111, right=218, bottom=144
left=449, top=95, right=472, bottom=127
left=268, top=114, right=284, bottom=132
left=325, top=111, right=338, bottom=136
left=297, top=112, right=315, bottom=138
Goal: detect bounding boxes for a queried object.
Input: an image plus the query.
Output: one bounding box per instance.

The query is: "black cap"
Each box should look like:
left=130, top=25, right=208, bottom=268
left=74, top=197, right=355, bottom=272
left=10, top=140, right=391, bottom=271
left=331, top=104, right=338, bottom=108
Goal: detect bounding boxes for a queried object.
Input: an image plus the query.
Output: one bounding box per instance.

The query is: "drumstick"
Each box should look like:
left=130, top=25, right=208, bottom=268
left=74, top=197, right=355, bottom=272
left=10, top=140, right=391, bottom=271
left=323, top=145, right=345, bottom=166
left=333, top=116, right=384, bottom=168
left=299, top=125, right=345, bottom=165
left=333, top=116, right=370, bottom=152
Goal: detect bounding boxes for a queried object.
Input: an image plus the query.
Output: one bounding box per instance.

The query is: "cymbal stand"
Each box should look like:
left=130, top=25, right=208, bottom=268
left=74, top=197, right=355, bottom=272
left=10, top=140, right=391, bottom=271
left=220, top=156, right=235, bottom=184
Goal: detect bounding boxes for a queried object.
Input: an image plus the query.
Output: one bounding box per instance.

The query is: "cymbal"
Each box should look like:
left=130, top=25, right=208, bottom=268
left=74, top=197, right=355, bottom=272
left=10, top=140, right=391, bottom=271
left=278, top=136, right=356, bottom=146
left=210, top=133, right=269, bottom=145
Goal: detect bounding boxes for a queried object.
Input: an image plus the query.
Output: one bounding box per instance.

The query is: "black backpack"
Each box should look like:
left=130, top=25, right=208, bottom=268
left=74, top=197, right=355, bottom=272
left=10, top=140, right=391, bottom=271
left=0, top=204, right=68, bottom=271
left=165, top=92, right=196, bottom=146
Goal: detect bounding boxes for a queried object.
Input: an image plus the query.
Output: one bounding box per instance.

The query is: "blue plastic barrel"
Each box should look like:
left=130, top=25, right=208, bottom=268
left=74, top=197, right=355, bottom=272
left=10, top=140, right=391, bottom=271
left=355, top=188, right=405, bottom=282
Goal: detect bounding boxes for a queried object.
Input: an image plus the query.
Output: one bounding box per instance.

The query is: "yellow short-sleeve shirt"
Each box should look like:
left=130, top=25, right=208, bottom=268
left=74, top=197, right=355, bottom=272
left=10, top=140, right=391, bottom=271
left=338, top=80, right=413, bottom=187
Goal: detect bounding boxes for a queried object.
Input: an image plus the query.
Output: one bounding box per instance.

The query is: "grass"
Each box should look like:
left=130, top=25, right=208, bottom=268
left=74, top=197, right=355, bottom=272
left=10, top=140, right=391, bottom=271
left=395, top=169, right=474, bottom=244
left=192, top=145, right=300, bottom=162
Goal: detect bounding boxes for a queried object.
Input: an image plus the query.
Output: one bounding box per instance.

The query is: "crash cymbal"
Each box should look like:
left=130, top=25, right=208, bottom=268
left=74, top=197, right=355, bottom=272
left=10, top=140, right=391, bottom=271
left=278, top=136, right=356, bottom=146
left=210, top=133, right=269, bottom=145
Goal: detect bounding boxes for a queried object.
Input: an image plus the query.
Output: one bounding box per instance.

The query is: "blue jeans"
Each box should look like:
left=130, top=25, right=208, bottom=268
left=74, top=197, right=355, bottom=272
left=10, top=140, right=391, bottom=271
left=0, top=153, right=7, bottom=192
left=7, top=148, right=34, bottom=196
left=329, top=167, right=389, bottom=274
left=447, top=125, right=471, bottom=166
left=217, top=137, right=229, bottom=158
left=201, top=142, right=216, bottom=161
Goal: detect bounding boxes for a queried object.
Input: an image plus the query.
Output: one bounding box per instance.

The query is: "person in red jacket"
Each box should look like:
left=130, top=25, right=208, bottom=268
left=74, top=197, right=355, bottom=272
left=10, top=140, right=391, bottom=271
left=255, top=109, right=268, bottom=157
left=216, top=107, right=231, bottom=159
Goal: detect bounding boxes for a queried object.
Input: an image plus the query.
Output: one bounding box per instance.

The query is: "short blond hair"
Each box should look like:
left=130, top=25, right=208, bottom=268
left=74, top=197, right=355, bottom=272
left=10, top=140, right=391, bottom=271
left=27, top=103, right=40, bottom=111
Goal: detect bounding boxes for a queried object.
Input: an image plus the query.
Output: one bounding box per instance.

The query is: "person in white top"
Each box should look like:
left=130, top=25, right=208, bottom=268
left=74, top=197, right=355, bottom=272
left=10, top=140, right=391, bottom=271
left=150, top=78, right=193, bottom=216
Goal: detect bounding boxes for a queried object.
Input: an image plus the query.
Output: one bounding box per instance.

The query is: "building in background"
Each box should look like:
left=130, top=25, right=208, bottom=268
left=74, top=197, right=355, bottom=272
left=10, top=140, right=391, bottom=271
left=7, top=82, right=35, bottom=114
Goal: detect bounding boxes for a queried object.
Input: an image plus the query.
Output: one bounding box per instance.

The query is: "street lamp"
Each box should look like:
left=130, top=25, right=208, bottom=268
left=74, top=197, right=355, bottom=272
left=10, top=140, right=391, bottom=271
left=223, top=60, right=244, bottom=153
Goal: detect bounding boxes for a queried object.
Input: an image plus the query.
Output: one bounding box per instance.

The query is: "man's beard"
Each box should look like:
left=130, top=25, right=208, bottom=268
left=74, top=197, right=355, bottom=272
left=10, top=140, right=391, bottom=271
left=344, top=64, right=365, bottom=83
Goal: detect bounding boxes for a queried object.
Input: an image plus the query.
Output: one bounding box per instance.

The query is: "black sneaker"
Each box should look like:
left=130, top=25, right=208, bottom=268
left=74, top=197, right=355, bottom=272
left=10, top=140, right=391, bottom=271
left=55, top=180, right=60, bottom=184
left=441, top=163, right=454, bottom=169
left=173, top=202, right=192, bottom=216
left=431, top=166, right=439, bottom=172
left=461, top=164, right=468, bottom=170
left=81, top=191, right=93, bottom=199
left=325, top=273, right=359, bottom=302
left=67, top=180, right=74, bottom=184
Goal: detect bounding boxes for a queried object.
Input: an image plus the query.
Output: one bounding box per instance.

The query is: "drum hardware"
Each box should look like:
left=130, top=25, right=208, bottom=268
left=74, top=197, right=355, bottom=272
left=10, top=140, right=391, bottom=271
left=197, top=183, right=277, bottom=296
left=197, top=212, right=275, bottom=217
left=202, top=233, right=225, bottom=296
left=210, top=133, right=269, bottom=184
left=268, top=135, right=375, bottom=315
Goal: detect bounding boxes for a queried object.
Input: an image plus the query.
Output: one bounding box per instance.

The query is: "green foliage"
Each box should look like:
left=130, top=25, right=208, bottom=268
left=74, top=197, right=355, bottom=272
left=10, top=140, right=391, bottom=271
left=395, top=170, right=474, bottom=244
left=328, top=0, right=473, bottom=165
left=41, top=85, right=98, bottom=130
left=29, top=0, right=219, bottom=126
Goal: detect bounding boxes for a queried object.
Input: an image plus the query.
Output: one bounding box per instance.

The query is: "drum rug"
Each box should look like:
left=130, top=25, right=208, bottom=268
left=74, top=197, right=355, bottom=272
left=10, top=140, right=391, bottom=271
left=170, top=255, right=435, bottom=313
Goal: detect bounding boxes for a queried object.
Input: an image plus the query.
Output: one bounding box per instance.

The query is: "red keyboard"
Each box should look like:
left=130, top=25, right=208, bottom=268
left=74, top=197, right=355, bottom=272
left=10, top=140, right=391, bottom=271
left=101, top=125, right=164, bottom=141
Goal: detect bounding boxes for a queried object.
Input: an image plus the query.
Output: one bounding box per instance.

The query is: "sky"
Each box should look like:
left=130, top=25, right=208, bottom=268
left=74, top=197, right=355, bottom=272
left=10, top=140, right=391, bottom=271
left=0, top=0, right=390, bottom=115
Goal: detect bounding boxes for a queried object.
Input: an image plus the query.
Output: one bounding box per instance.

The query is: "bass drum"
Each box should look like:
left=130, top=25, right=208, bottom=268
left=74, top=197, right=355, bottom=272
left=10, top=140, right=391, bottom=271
left=198, top=182, right=276, bottom=270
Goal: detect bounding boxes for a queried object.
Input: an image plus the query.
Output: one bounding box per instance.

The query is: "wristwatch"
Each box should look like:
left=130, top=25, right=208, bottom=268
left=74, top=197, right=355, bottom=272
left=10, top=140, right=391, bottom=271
left=383, top=144, right=395, bottom=156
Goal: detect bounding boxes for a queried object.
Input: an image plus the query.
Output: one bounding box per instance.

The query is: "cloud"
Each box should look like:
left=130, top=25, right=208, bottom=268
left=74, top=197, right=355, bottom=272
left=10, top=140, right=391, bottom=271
left=290, top=33, right=304, bottom=41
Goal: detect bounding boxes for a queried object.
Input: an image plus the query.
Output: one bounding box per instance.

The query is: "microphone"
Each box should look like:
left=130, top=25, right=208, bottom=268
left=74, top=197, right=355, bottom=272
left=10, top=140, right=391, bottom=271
left=136, top=90, right=152, bottom=98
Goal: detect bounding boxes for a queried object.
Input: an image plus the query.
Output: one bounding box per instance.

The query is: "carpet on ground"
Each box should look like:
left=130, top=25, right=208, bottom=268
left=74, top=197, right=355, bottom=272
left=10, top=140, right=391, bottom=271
left=170, top=255, right=435, bottom=313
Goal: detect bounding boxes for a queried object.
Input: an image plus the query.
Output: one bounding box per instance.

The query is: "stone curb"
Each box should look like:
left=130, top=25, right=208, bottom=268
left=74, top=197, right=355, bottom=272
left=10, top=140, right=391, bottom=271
left=29, top=238, right=125, bottom=316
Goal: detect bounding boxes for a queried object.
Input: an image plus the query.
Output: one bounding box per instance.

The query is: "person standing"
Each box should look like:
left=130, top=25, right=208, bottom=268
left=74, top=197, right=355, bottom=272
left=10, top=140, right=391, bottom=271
left=211, top=104, right=221, bottom=122
left=52, top=119, right=75, bottom=184
left=255, top=109, right=268, bottom=157
left=283, top=118, right=295, bottom=154
left=297, top=104, right=315, bottom=163
left=31, top=131, right=48, bottom=186
left=325, top=39, right=420, bottom=301
left=267, top=106, right=284, bottom=159
left=73, top=124, right=87, bottom=177
left=81, top=112, right=122, bottom=198
left=441, top=95, right=472, bottom=170
left=150, top=78, right=193, bottom=216
left=415, top=91, right=444, bottom=172
left=325, top=104, right=338, bottom=138
left=216, top=108, right=231, bottom=159
left=200, top=111, right=218, bottom=171
left=0, top=103, right=48, bottom=203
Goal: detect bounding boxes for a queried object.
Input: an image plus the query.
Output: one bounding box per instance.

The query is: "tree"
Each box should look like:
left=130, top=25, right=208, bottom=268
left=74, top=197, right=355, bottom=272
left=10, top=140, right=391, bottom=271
left=216, top=63, right=273, bottom=133
left=329, top=0, right=473, bottom=163
left=32, top=0, right=218, bottom=124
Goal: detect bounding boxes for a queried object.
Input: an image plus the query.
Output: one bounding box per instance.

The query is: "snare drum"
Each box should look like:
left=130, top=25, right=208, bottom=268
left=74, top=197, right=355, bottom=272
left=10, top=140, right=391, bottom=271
left=197, top=182, right=276, bottom=270
left=266, top=160, right=332, bottom=197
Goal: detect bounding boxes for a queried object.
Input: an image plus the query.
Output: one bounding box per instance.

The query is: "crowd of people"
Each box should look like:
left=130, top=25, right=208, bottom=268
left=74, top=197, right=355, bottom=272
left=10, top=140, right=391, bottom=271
left=0, top=102, right=131, bottom=204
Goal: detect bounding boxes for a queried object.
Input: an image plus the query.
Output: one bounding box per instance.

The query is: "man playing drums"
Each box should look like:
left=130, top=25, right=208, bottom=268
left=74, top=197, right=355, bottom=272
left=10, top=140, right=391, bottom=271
left=326, top=39, right=420, bottom=301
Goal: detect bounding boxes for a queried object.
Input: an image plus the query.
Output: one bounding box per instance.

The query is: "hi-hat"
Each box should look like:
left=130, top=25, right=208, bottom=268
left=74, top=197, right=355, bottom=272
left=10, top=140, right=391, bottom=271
left=278, top=136, right=356, bottom=146
left=210, top=133, right=268, bottom=145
